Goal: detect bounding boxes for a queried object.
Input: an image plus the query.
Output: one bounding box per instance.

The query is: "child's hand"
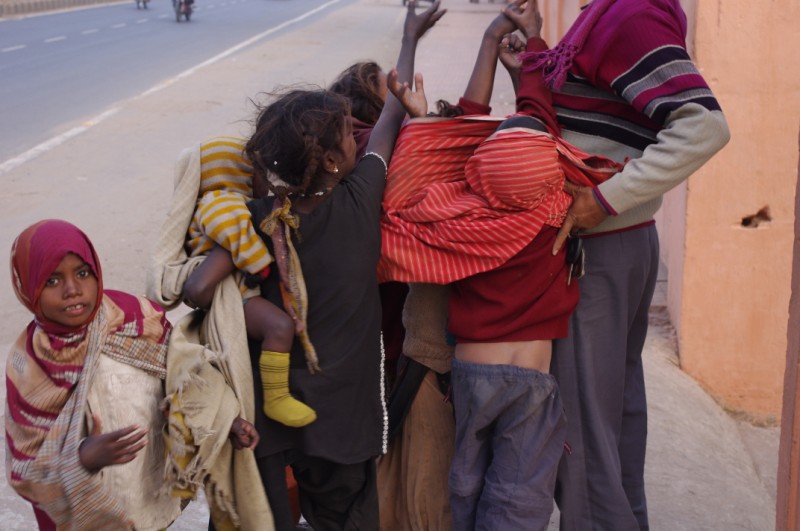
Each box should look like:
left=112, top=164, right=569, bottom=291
left=504, top=0, right=543, bottom=40
left=403, top=0, right=446, bottom=43
left=499, top=33, right=526, bottom=77
left=229, top=416, right=260, bottom=450
left=388, top=70, right=428, bottom=119
left=79, top=415, right=147, bottom=472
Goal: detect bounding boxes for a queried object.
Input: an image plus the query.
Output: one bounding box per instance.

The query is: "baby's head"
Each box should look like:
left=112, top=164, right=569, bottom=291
left=11, top=219, right=102, bottom=331
left=329, top=61, right=387, bottom=126
left=246, top=88, right=355, bottom=199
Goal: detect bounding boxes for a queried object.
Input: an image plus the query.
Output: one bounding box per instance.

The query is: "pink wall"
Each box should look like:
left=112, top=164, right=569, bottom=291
left=679, top=0, right=799, bottom=422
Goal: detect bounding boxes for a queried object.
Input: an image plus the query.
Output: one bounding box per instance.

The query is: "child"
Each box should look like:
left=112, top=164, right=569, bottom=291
left=184, top=57, right=395, bottom=428
left=329, top=61, right=388, bottom=158
left=5, top=219, right=184, bottom=530
left=182, top=136, right=318, bottom=429
left=379, top=1, right=624, bottom=528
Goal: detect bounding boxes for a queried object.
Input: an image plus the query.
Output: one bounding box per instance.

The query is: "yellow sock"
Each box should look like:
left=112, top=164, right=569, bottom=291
left=260, top=350, right=317, bottom=427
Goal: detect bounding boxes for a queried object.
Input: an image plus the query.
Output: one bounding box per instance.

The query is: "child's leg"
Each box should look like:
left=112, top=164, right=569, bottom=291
left=244, top=297, right=316, bottom=428
left=448, top=358, right=565, bottom=531
left=476, top=365, right=564, bottom=531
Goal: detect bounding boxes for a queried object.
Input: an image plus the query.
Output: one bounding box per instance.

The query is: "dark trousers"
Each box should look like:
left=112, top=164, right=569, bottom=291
left=448, top=359, right=566, bottom=531
left=552, top=224, right=659, bottom=531
left=259, top=451, right=379, bottom=531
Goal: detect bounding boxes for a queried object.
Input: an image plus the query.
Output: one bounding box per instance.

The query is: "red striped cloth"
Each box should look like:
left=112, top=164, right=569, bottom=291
left=379, top=116, right=622, bottom=284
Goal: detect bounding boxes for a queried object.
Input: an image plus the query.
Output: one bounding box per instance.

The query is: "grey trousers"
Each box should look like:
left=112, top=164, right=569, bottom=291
left=552, top=224, right=659, bottom=531
left=449, top=359, right=566, bottom=531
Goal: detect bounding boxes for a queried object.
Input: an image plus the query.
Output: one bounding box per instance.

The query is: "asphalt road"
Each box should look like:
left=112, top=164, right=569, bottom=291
left=0, top=0, right=352, bottom=163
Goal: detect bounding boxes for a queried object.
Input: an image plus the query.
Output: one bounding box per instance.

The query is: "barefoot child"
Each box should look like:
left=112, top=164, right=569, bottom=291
left=5, top=219, right=183, bottom=530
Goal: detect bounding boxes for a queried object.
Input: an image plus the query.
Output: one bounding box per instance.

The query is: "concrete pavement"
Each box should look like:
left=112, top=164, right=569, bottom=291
left=0, top=0, right=779, bottom=529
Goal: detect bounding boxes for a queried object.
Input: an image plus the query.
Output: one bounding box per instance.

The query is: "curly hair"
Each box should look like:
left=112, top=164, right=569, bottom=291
left=329, top=61, right=385, bottom=126
left=245, top=88, right=351, bottom=199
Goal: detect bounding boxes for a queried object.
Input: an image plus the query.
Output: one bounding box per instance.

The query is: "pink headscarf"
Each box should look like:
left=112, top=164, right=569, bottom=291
left=10, top=219, right=103, bottom=335
left=521, top=0, right=616, bottom=90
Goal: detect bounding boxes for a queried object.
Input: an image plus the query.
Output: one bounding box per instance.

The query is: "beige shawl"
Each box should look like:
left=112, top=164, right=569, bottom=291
left=146, top=144, right=273, bottom=530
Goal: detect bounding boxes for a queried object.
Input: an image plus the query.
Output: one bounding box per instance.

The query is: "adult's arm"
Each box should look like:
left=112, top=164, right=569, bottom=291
left=553, top=3, right=730, bottom=251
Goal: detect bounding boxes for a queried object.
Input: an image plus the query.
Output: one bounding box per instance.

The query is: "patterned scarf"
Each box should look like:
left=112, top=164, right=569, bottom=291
left=6, top=219, right=170, bottom=529
left=260, top=199, right=319, bottom=373
left=520, top=0, right=616, bottom=89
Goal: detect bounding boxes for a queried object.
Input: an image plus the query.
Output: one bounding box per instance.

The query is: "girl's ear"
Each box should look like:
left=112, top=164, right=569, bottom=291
left=322, top=149, right=340, bottom=174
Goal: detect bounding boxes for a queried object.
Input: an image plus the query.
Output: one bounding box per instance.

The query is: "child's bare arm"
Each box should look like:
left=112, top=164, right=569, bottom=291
left=183, top=245, right=236, bottom=309
left=462, top=5, right=518, bottom=106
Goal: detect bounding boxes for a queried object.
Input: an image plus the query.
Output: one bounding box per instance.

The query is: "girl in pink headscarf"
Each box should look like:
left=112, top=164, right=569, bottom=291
left=4, top=219, right=189, bottom=530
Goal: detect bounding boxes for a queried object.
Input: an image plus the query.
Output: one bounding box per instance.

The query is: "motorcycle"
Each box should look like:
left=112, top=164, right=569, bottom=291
left=173, top=0, right=192, bottom=21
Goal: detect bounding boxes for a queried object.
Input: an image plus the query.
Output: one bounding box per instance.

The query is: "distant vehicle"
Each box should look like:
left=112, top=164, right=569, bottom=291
left=173, top=0, right=192, bottom=21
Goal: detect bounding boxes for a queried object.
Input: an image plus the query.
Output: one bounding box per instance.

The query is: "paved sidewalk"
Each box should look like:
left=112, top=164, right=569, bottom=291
left=0, top=0, right=779, bottom=529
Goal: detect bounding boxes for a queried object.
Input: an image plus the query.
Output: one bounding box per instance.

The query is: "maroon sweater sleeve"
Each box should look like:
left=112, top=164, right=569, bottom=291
left=515, top=37, right=559, bottom=134
left=456, top=97, right=491, bottom=116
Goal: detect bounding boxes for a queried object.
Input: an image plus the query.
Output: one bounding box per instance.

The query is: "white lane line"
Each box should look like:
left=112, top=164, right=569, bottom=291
left=111, top=23, right=126, bottom=28
left=0, top=108, right=119, bottom=176
left=2, top=45, right=26, bottom=52
left=158, top=13, right=169, bottom=18
left=44, top=36, right=67, bottom=43
left=81, top=28, right=99, bottom=34
left=135, top=18, right=148, bottom=23
left=141, top=0, right=341, bottom=97
left=0, top=0, right=342, bottom=175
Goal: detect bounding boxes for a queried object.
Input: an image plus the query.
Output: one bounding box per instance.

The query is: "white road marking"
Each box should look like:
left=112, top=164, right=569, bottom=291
left=1, top=45, right=26, bottom=52
left=111, top=23, right=126, bottom=28
left=81, top=29, right=99, bottom=34
left=0, top=109, right=120, bottom=175
left=158, top=13, right=169, bottom=18
left=44, top=36, right=66, bottom=43
left=135, top=18, right=148, bottom=23
left=0, top=0, right=342, bottom=175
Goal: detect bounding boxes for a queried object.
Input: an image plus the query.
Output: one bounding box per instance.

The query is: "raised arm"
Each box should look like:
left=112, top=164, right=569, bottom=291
left=461, top=7, right=518, bottom=106
left=365, top=0, right=445, bottom=164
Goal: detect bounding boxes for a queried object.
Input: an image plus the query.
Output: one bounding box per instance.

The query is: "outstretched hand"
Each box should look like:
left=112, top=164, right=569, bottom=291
left=79, top=415, right=148, bottom=472
left=552, top=183, right=608, bottom=254
left=403, top=0, right=446, bottom=43
left=503, top=0, right=543, bottom=40
left=229, top=416, right=259, bottom=450
left=388, top=70, right=427, bottom=118
left=498, top=33, right=526, bottom=78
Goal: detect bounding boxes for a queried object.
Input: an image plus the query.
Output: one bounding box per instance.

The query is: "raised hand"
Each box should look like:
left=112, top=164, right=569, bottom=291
left=403, top=0, right=446, bottom=43
left=503, top=0, right=543, bottom=40
left=229, top=416, right=260, bottom=450
left=388, top=69, right=428, bottom=118
left=499, top=32, right=527, bottom=80
left=79, top=415, right=148, bottom=472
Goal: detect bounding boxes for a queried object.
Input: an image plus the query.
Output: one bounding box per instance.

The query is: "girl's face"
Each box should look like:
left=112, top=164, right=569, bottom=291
left=39, top=253, right=99, bottom=329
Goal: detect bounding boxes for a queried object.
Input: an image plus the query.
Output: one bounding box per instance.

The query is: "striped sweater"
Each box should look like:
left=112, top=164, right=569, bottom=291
left=185, top=136, right=272, bottom=296
left=548, top=0, right=730, bottom=233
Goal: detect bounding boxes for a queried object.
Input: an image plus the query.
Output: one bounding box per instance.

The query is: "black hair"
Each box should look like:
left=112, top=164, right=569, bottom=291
left=245, top=88, right=351, bottom=199
left=329, top=62, right=385, bottom=125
